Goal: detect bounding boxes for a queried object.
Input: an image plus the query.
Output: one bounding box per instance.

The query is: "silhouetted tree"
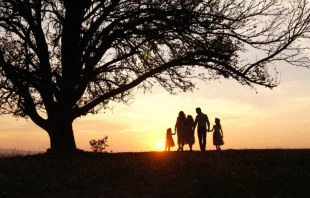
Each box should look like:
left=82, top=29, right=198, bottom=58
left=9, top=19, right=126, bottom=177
left=89, top=136, right=109, bottom=153
left=0, top=0, right=309, bottom=154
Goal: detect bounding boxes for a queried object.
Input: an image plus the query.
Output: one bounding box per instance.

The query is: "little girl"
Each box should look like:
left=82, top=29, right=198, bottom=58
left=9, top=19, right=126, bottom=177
left=165, top=128, right=176, bottom=151
left=210, top=118, right=224, bottom=151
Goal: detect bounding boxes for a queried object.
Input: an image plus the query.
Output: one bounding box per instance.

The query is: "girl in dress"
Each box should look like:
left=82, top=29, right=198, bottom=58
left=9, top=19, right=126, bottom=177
left=165, top=128, right=176, bottom=151
left=210, top=118, right=224, bottom=151
left=185, top=115, right=195, bottom=151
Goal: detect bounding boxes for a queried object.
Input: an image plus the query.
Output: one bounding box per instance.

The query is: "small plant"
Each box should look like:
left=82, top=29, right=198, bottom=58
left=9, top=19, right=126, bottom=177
left=89, top=136, right=109, bottom=153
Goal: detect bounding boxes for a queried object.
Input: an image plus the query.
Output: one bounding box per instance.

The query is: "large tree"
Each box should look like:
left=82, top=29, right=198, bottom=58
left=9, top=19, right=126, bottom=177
left=0, top=0, right=309, bottom=153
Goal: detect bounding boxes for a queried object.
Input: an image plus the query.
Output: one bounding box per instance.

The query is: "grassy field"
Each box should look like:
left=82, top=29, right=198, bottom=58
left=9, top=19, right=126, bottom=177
left=0, top=149, right=43, bottom=158
left=1, top=149, right=310, bottom=197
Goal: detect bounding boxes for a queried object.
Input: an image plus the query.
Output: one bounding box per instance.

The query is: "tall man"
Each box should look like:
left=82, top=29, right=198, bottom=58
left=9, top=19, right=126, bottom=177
left=194, top=107, right=210, bottom=151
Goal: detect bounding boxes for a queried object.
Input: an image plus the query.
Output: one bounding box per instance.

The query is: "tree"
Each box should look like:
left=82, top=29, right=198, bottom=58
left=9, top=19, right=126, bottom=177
left=0, top=0, right=309, bottom=154
left=89, top=136, right=109, bottom=153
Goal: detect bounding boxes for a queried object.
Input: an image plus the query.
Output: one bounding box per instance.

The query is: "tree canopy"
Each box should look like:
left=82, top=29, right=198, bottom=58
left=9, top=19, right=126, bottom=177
left=0, top=0, right=309, bottom=152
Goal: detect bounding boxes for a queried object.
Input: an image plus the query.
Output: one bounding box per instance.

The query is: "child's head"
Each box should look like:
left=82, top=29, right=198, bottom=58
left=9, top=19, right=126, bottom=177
left=166, top=128, right=172, bottom=134
left=187, top=115, right=193, bottom=121
left=215, top=118, right=220, bottom=124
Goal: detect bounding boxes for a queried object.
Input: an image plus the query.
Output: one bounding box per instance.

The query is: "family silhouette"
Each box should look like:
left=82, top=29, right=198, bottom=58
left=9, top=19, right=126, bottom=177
left=165, top=107, right=224, bottom=151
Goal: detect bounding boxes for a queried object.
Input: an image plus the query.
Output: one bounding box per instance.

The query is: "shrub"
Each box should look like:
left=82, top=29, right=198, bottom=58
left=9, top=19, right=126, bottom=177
left=89, top=136, right=109, bottom=153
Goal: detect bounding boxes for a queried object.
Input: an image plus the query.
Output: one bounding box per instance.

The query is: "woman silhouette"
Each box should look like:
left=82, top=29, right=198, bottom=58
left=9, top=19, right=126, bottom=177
left=175, top=111, right=187, bottom=151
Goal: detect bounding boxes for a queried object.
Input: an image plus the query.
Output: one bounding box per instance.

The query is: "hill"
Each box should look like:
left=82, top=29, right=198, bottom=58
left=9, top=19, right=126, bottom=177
left=0, top=149, right=310, bottom=197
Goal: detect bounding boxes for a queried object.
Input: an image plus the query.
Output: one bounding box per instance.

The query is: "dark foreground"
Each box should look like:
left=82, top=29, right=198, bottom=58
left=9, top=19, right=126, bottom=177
left=1, top=149, right=310, bottom=197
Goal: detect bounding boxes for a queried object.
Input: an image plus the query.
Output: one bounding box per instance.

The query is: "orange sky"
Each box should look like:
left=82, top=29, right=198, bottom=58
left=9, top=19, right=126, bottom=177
left=0, top=62, right=309, bottom=152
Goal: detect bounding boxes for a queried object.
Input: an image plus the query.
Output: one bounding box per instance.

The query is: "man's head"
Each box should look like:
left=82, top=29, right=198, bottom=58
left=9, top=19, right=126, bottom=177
left=195, top=107, right=202, bottom=114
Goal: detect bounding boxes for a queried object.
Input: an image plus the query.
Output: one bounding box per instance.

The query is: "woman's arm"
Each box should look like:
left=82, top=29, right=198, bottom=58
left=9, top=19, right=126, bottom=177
left=175, top=117, right=178, bottom=131
left=209, top=125, right=214, bottom=132
left=220, top=127, right=224, bottom=138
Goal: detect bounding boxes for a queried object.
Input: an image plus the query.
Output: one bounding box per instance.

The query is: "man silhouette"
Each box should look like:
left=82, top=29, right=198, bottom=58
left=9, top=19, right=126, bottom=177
left=194, top=107, right=210, bottom=151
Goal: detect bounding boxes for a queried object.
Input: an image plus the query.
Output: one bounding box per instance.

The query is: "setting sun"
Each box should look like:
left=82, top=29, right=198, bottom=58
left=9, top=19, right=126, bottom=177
left=156, top=141, right=164, bottom=150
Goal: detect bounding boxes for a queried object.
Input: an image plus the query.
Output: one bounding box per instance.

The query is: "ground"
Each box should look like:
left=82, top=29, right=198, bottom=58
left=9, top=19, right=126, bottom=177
left=1, top=149, right=310, bottom=197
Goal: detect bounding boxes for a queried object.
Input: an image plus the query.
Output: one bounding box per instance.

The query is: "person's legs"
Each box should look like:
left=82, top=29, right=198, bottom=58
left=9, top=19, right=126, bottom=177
left=177, top=136, right=180, bottom=151
left=168, top=146, right=170, bottom=151
left=181, top=139, right=185, bottom=151
left=218, top=146, right=221, bottom=151
left=198, top=127, right=207, bottom=151
left=189, top=144, right=192, bottom=151
left=202, top=130, right=207, bottom=151
left=197, top=130, right=203, bottom=151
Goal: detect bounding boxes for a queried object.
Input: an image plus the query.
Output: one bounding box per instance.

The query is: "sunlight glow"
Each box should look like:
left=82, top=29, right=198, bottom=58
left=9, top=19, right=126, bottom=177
left=156, top=141, right=164, bottom=150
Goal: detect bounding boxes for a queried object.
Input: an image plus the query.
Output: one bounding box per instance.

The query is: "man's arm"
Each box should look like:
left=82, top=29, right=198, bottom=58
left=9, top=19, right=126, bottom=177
left=206, top=115, right=210, bottom=131
left=193, top=117, right=198, bottom=132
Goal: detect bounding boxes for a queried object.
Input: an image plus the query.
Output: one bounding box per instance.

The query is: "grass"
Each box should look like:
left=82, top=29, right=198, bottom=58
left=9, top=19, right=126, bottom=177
left=0, top=149, right=43, bottom=158
left=1, top=149, right=310, bottom=197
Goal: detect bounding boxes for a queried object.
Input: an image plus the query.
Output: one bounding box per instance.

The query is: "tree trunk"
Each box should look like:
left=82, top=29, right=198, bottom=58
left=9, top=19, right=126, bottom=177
left=47, top=119, right=77, bottom=154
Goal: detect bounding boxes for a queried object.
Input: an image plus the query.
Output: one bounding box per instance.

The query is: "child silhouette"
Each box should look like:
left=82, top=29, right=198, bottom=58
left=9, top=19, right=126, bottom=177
left=210, top=118, right=224, bottom=151
left=165, top=128, right=176, bottom=151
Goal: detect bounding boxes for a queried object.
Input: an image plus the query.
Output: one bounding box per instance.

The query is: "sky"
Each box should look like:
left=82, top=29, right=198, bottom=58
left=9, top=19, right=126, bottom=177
left=0, top=60, right=309, bottom=152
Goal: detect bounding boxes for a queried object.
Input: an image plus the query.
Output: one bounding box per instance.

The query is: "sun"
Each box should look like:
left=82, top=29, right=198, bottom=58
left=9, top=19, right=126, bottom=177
left=156, top=141, right=164, bottom=150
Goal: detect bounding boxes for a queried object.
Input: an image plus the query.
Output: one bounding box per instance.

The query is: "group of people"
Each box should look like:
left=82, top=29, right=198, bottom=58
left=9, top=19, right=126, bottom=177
left=165, top=107, right=224, bottom=151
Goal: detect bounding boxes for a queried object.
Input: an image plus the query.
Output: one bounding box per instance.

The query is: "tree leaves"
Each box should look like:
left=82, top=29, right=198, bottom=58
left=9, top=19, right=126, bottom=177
left=0, top=0, right=309, bottom=121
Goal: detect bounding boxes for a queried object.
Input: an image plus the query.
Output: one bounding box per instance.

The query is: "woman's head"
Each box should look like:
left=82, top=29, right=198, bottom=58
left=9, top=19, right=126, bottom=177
left=178, top=111, right=185, bottom=118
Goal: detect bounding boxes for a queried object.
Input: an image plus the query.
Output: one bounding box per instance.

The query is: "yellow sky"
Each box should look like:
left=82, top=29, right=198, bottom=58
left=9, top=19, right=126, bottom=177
left=0, top=62, right=309, bottom=152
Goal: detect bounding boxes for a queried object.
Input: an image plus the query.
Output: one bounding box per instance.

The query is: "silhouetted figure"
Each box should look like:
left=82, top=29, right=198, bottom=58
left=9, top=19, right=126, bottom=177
left=194, top=107, right=210, bottom=151
left=185, top=115, right=195, bottom=151
left=175, top=111, right=187, bottom=151
left=165, top=128, right=176, bottom=151
left=210, top=118, right=224, bottom=151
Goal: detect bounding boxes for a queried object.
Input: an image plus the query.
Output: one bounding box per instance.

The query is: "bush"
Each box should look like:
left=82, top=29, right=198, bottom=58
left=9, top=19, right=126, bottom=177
left=89, top=136, right=109, bottom=153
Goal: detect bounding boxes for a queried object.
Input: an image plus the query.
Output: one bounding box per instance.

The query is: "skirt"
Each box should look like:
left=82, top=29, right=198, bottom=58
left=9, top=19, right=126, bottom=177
left=185, top=129, right=195, bottom=145
left=166, top=136, right=175, bottom=147
left=213, top=132, right=224, bottom=145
